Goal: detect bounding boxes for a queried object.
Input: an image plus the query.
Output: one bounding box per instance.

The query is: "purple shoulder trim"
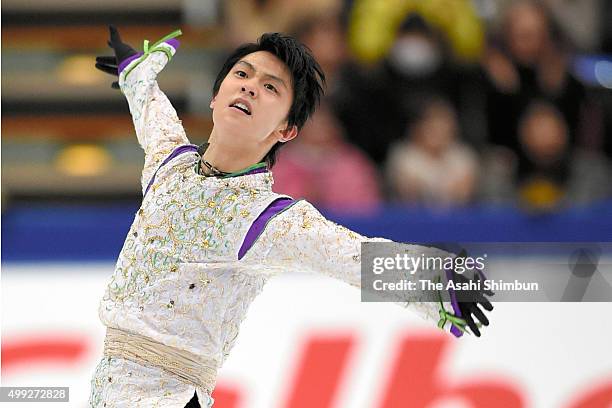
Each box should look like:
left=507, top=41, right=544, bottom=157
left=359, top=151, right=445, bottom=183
left=118, top=52, right=144, bottom=76
left=238, top=197, right=295, bottom=260
left=117, top=39, right=180, bottom=75
left=445, top=268, right=464, bottom=337
left=165, top=38, right=181, bottom=51
left=144, top=144, right=198, bottom=197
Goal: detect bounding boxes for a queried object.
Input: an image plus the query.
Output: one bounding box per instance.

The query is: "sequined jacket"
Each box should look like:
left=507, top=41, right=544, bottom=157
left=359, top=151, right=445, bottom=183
left=89, top=35, right=461, bottom=408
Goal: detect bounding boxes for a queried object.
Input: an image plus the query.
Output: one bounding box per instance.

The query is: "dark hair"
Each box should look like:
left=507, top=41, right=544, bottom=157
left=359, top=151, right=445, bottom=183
left=410, top=94, right=456, bottom=123
left=212, top=32, right=326, bottom=167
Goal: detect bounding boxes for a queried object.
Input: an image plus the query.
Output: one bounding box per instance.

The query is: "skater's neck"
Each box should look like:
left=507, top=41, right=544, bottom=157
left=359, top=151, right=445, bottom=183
left=201, top=133, right=267, bottom=175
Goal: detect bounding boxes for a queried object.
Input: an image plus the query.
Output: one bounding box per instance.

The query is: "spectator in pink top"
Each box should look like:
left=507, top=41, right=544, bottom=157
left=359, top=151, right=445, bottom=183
left=272, top=102, right=382, bottom=213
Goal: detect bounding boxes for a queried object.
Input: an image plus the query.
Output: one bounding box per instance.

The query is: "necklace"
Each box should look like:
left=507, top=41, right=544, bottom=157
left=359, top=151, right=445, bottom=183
left=196, top=143, right=230, bottom=177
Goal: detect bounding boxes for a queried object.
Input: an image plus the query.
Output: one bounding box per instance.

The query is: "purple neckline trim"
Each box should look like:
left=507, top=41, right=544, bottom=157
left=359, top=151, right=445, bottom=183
left=144, top=144, right=268, bottom=198
left=117, top=39, right=180, bottom=75
left=240, top=167, right=268, bottom=176
left=238, top=198, right=294, bottom=260
left=144, top=144, right=198, bottom=196
left=445, top=267, right=464, bottom=337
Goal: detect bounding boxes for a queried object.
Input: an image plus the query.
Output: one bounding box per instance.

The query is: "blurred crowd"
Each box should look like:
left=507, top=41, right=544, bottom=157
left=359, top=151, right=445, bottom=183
left=222, top=0, right=612, bottom=213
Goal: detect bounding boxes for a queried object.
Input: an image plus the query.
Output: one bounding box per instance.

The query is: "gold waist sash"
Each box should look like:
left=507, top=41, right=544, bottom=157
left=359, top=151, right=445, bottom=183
left=103, top=327, right=217, bottom=394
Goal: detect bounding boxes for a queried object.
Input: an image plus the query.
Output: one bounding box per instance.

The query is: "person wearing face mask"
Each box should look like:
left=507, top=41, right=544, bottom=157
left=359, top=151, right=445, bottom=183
left=333, top=13, right=482, bottom=166
left=90, top=26, right=493, bottom=408
left=387, top=26, right=442, bottom=78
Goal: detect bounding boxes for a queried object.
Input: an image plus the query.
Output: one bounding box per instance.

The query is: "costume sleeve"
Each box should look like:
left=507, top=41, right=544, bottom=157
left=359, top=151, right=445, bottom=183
left=118, top=37, right=189, bottom=195
left=254, top=200, right=465, bottom=336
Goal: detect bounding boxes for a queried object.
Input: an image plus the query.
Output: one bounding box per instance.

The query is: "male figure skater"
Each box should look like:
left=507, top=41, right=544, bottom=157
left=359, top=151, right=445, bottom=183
left=90, top=27, right=492, bottom=407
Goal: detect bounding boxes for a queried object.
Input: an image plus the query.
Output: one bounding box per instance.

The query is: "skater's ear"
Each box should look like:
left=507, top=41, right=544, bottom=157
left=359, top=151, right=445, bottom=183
left=277, top=124, right=298, bottom=143
left=209, top=96, right=216, bottom=110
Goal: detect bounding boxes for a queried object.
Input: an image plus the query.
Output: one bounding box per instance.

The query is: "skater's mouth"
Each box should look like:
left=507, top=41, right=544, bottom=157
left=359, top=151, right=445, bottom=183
left=229, top=98, right=252, bottom=116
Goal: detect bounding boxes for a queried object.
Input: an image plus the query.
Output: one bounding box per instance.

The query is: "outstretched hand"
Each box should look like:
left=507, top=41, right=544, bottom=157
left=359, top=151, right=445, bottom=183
left=450, top=250, right=494, bottom=337
left=95, top=25, right=139, bottom=89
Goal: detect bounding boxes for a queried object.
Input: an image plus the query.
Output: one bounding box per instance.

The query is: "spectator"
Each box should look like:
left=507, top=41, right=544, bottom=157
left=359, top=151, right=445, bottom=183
left=333, top=13, right=482, bottom=166
left=347, top=0, right=485, bottom=63
left=482, top=102, right=611, bottom=210
left=272, top=102, right=382, bottom=213
left=291, top=12, right=349, bottom=91
left=385, top=96, right=478, bottom=207
left=493, top=0, right=603, bottom=51
left=483, top=0, right=588, bottom=153
left=222, top=0, right=342, bottom=48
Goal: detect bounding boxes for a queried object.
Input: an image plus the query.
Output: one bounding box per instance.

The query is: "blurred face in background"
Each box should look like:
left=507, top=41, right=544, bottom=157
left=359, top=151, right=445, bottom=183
left=297, top=104, right=343, bottom=148
left=504, top=2, right=550, bottom=65
left=299, top=15, right=347, bottom=80
left=389, top=31, right=442, bottom=77
left=210, top=51, right=296, bottom=156
left=519, top=104, right=568, bottom=165
left=411, top=100, right=458, bottom=156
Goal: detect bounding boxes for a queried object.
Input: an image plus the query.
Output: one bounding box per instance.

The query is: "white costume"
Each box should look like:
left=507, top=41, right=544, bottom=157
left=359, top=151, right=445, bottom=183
left=88, top=36, right=461, bottom=408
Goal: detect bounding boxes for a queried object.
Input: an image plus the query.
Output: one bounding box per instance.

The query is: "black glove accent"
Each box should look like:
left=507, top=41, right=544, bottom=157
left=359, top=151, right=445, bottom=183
left=95, top=25, right=139, bottom=89
left=450, top=250, right=494, bottom=337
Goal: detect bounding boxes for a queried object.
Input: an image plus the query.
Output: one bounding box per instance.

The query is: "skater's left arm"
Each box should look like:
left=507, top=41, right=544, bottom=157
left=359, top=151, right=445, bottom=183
left=251, top=200, right=492, bottom=337
left=96, top=26, right=189, bottom=194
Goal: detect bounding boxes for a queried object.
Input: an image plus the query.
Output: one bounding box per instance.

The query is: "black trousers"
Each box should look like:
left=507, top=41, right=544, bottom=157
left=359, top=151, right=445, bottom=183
left=184, top=390, right=200, bottom=407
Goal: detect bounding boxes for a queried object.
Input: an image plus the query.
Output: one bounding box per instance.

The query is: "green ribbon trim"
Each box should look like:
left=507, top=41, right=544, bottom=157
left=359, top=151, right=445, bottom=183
left=434, top=276, right=470, bottom=335
left=195, top=160, right=268, bottom=178
left=123, top=29, right=183, bottom=80
left=221, top=162, right=267, bottom=178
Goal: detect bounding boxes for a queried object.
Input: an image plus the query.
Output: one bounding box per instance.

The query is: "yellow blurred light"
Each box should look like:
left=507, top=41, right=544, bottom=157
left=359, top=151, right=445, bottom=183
left=57, top=54, right=105, bottom=86
left=55, top=144, right=112, bottom=177
left=519, top=179, right=564, bottom=210
left=348, top=0, right=484, bottom=63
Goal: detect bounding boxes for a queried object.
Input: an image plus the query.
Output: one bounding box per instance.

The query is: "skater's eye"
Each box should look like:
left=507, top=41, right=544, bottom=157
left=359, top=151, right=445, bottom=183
left=235, top=70, right=247, bottom=78
left=264, top=83, right=278, bottom=94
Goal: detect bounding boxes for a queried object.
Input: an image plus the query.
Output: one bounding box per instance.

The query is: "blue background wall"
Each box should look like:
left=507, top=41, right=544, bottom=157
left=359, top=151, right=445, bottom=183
left=3, top=201, right=612, bottom=262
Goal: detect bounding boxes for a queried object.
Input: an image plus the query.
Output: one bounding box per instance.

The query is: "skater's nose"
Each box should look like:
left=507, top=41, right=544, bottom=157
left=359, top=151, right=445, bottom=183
left=241, top=86, right=256, bottom=98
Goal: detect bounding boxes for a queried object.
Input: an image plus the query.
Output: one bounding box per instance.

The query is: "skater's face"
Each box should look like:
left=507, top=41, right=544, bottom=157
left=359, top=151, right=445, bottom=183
left=210, top=51, right=297, bottom=156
